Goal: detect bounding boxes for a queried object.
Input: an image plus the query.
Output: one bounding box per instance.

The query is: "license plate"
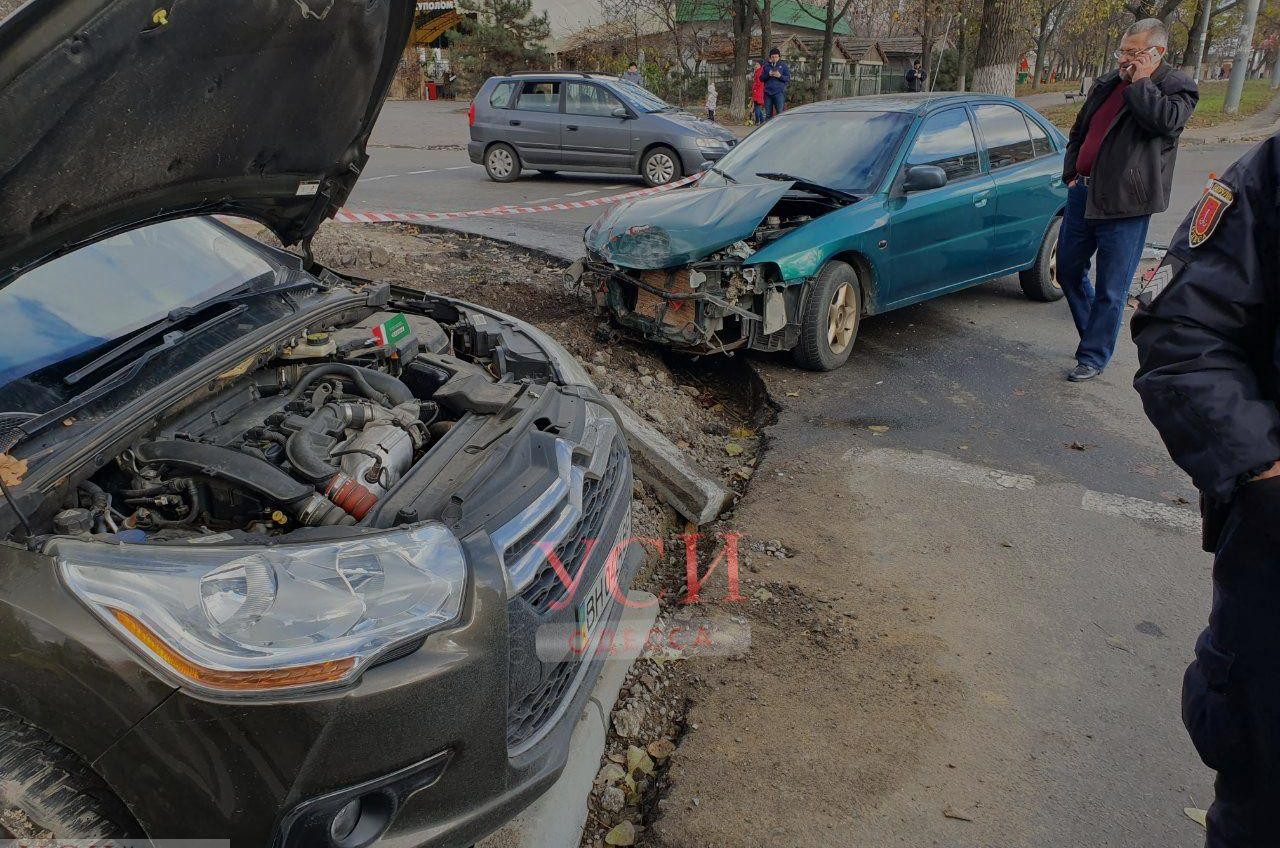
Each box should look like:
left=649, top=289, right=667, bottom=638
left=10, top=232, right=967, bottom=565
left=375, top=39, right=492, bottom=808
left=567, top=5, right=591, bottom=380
left=574, top=562, right=612, bottom=650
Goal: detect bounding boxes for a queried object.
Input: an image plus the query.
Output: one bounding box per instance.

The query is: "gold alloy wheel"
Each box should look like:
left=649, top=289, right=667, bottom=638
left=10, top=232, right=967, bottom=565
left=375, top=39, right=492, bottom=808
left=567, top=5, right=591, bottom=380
left=1050, top=238, right=1061, bottom=290
left=827, top=282, right=858, bottom=355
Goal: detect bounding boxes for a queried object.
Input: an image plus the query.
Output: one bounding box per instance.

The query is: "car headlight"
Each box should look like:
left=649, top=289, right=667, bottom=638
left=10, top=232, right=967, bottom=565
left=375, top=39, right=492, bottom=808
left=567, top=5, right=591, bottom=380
left=696, top=137, right=729, bottom=150
left=53, top=524, right=466, bottom=697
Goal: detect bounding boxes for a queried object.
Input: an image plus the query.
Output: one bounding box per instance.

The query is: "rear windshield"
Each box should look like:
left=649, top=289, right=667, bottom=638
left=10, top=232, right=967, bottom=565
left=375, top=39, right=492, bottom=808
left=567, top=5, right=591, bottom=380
left=701, top=110, right=913, bottom=194
left=611, top=80, right=675, bottom=113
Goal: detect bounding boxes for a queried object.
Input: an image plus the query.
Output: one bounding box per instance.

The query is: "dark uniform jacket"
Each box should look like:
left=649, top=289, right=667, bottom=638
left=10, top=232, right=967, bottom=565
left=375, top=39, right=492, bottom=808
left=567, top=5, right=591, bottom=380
left=1132, top=133, right=1280, bottom=549
left=1063, top=64, right=1198, bottom=220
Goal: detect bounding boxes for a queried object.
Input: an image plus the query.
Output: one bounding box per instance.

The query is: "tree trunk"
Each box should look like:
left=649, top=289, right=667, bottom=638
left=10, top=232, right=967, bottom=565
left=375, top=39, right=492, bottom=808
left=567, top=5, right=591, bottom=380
left=1224, top=0, right=1261, bottom=113
left=819, top=0, right=835, bottom=99
left=971, top=0, right=1021, bottom=95
left=920, top=17, right=937, bottom=90
left=1032, top=8, right=1052, bottom=89
left=761, top=0, right=773, bottom=59
left=1182, top=0, right=1211, bottom=74
left=956, top=16, right=970, bottom=91
left=729, top=0, right=751, bottom=121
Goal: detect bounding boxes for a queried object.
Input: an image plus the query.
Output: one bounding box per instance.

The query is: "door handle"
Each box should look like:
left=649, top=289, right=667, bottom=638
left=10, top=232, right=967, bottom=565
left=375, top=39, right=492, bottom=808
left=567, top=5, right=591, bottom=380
left=566, top=125, right=579, bottom=131
left=509, top=119, right=521, bottom=126
left=972, top=190, right=991, bottom=208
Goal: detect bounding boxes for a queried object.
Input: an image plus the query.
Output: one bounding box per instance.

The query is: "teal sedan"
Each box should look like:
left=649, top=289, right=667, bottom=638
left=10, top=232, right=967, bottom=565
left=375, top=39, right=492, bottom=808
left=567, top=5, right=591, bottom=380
left=575, top=94, right=1068, bottom=370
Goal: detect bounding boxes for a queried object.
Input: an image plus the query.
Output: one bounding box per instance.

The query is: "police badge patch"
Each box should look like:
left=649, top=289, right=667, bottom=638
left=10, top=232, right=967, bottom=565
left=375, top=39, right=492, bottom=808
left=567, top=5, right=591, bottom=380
left=1188, top=179, right=1234, bottom=248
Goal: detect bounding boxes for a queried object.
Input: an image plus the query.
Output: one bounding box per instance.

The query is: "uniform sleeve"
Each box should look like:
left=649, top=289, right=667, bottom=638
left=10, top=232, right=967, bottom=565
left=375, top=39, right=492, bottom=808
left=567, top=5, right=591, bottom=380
left=1131, top=135, right=1280, bottom=502
left=1123, top=75, right=1198, bottom=137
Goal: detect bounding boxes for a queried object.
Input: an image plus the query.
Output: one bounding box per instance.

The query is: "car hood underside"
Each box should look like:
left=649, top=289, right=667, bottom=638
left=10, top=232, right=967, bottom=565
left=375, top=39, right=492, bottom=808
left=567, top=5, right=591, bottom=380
left=0, top=0, right=415, bottom=287
left=584, top=182, right=793, bottom=269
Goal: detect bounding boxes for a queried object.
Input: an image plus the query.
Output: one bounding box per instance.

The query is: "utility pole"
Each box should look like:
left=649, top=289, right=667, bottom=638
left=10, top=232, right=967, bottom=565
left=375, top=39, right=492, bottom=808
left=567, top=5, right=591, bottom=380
left=1271, top=46, right=1280, bottom=89
left=1224, top=0, right=1261, bottom=113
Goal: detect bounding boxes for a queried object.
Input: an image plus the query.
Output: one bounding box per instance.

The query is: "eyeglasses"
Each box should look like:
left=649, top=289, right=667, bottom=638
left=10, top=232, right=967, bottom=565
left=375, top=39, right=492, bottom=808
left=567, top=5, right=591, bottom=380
left=1114, top=47, right=1158, bottom=59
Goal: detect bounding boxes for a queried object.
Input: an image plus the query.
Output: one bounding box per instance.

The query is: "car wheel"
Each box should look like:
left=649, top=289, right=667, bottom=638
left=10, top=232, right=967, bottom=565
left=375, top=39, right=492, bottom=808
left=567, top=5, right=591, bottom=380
left=1019, top=217, right=1064, bottom=302
left=640, top=146, right=682, bottom=187
left=792, top=261, right=861, bottom=372
left=484, top=143, right=521, bottom=183
left=0, top=711, right=141, bottom=839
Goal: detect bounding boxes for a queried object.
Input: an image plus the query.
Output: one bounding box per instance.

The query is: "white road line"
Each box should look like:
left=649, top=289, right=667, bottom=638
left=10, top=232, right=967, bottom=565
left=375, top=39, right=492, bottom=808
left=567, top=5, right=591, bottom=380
left=847, top=448, right=1036, bottom=491
left=565, top=189, right=600, bottom=197
left=1081, top=490, right=1199, bottom=533
left=408, top=169, right=437, bottom=174
left=363, top=174, right=399, bottom=181
left=445, top=165, right=470, bottom=170
left=601, top=184, right=627, bottom=190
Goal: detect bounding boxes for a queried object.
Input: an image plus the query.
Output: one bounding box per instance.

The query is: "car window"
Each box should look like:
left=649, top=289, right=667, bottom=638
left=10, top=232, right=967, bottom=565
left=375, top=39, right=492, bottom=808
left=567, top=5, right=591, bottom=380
left=565, top=82, right=624, bottom=117
left=515, top=81, right=561, bottom=113
left=905, top=108, right=982, bottom=182
left=0, top=218, right=277, bottom=388
left=974, top=104, right=1036, bottom=169
left=1026, top=115, right=1053, bottom=156
left=489, top=81, right=516, bottom=109
left=703, top=110, right=913, bottom=194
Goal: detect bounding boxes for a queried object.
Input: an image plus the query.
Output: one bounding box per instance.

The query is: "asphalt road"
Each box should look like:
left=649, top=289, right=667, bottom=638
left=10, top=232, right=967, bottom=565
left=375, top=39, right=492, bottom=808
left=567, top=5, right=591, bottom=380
left=354, top=100, right=1267, bottom=845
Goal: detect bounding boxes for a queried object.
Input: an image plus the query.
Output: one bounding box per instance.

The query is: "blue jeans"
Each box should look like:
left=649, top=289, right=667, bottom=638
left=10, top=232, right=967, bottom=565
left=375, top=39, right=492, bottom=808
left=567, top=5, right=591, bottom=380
left=765, top=91, right=785, bottom=118
left=752, top=103, right=765, bottom=124
left=1058, top=181, right=1150, bottom=370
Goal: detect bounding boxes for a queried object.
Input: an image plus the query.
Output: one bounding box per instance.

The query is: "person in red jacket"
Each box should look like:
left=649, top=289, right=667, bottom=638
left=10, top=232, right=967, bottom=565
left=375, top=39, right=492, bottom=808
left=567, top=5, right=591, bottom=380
left=751, top=60, right=765, bottom=125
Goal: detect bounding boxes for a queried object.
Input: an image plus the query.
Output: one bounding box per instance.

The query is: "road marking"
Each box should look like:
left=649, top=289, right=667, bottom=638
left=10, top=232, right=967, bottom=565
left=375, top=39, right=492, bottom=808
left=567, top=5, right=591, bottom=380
left=601, top=184, right=627, bottom=190
left=1081, top=490, right=1199, bottom=533
left=565, top=189, right=600, bottom=197
left=363, top=174, right=399, bottom=181
left=408, top=169, right=437, bottom=174
left=847, top=448, right=1036, bottom=491
left=445, top=165, right=470, bottom=170
left=527, top=197, right=559, bottom=204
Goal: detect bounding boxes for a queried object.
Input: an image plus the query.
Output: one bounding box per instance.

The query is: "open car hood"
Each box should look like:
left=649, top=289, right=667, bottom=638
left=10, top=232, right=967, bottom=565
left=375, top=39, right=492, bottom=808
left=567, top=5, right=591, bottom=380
left=0, top=0, right=415, bottom=287
left=584, top=181, right=792, bottom=270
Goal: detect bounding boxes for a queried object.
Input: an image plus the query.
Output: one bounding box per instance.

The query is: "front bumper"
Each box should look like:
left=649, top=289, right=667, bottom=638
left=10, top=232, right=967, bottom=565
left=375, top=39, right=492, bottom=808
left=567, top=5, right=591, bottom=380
left=89, top=414, right=638, bottom=848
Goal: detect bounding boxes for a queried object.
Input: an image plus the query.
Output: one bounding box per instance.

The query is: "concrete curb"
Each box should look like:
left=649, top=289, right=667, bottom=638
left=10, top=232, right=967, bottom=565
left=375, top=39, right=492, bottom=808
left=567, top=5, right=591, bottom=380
left=477, top=591, right=660, bottom=848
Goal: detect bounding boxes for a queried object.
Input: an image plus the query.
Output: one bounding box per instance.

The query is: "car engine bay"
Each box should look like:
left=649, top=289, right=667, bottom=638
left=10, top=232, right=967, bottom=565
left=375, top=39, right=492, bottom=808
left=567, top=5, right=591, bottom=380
left=36, top=298, right=563, bottom=543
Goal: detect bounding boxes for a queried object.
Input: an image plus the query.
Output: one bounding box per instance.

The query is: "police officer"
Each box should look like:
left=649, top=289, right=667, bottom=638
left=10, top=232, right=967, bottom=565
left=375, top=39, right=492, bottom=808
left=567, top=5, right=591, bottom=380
left=1132, top=134, right=1280, bottom=847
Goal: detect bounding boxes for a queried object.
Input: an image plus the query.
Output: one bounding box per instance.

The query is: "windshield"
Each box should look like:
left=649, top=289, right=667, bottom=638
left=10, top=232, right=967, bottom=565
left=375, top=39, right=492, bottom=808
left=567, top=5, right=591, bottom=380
left=0, top=217, right=277, bottom=388
left=701, top=110, right=913, bottom=193
left=611, top=80, right=675, bottom=113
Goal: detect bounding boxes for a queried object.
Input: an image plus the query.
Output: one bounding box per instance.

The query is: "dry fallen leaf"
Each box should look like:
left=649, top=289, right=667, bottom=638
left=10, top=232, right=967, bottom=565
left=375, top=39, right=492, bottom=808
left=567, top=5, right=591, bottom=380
left=1067, top=441, right=1096, bottom=451
left=0, top=454, right=28, bottom=487
left=868, top=425, right=890, bottom=433
left=605, top=820, right=637, bottom=846
left=1184, top=807, right=1207, bottom=829
left=626, top=744, right=654, bottom=776
left=647, top=738, right=676, bottom=761
left=730, top=426, right=755, bottom=439
left=724, top=442, right=744, bottom=457
left=785, top=390, right=800, bottom=397
left=943, top=806, right=974, bottom=822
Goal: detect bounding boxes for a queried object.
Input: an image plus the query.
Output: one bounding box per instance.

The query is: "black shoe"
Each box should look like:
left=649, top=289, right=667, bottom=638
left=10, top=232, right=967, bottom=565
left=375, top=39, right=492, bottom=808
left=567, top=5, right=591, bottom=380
left=1067, top=364, right=1102, bottom=382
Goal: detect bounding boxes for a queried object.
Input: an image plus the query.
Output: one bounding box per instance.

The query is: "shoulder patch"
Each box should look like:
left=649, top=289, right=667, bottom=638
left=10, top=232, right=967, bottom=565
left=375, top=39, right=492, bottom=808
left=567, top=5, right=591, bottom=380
left=1188, top=179, right=1234, bottom=248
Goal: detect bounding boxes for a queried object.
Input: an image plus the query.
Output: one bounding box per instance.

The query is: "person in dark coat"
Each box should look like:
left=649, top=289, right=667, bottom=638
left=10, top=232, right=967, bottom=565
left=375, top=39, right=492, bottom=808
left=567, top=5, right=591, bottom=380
left=1058, top=18, right=1197, bottom=382
left=762, top=47, right=790, bottom=119
left=905, top=59, right=923, bottom=92
left=1133, top=131, right=1280, bottom=848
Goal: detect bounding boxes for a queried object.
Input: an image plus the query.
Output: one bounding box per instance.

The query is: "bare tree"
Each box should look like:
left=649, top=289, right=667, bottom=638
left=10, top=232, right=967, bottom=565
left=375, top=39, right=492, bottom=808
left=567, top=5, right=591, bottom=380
left=795, top=0, right=860, bottom=97
left=1031, top=0, right=1071, bottom=87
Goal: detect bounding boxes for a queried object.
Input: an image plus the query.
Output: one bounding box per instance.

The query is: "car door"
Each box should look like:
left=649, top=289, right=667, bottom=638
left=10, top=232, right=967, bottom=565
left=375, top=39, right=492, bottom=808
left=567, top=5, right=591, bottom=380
left=885, top=107, right=998, bottom=306
left=972, top=103, right=1064, bottom=275
left=506, top=80, right=564, bottom=167
left=561, top=82, right=633, bottom=170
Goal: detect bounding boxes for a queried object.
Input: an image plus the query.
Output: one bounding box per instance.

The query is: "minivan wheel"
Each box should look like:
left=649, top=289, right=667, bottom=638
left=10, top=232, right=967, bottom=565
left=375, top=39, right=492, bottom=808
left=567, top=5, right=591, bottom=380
left=640, top=146, right=682, bottom=187
left=1019, top=217, right=1064, bottom=302
left=484, top=143, right=521, bottom=182
left=0, top=711, right=141, bottom=839
left=792, top=260, right=861, bottom=371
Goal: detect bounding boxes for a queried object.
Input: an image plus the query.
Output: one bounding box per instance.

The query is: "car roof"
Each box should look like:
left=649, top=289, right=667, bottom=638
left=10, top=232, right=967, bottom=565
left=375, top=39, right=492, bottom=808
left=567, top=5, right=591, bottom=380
left=784, top=92, right=1034, bottom=116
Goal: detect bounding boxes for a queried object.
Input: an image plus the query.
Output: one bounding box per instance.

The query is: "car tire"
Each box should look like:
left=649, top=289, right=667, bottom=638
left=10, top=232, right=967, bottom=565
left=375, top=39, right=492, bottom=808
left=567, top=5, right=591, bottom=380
left=0, top=711, right=141, bottom=839
left=792, top=260, right=861, bottom=372
left=484, top=143, right=521, bottom=183
left=1019, top=217, right=1064, bottom=302
left=640, top=146, right=682, bottom=187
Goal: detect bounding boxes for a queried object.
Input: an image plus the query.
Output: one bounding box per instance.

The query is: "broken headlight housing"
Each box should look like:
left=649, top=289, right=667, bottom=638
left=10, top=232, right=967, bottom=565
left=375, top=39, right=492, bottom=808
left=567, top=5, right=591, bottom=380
left=53, top=524, right=467, bottom=697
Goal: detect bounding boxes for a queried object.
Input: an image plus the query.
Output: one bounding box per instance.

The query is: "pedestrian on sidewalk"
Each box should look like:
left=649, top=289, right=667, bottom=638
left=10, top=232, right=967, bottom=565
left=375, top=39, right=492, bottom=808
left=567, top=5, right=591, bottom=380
left=1133, top=131, right=1280, bottom=848
left=751, top=60, right=766, bottom=125
left=622, top=62, right=644, bottom=88
left=906, top=59, right=924, bottom=92
left=1058, top=17, right=1198, bottom=382
left=706, top=78, right=717, bottom=122
left=762, top=47, right=790, bottom=119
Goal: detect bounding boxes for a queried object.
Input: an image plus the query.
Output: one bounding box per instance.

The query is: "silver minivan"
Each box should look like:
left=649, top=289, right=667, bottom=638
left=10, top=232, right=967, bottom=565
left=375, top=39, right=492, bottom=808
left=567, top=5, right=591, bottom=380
left=467, top=73, right=739, bottom=186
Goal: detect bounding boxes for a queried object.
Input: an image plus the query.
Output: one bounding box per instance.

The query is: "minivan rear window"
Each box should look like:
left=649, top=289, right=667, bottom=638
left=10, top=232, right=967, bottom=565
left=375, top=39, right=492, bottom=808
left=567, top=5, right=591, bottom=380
left=516, top=81, right=561, bottom=112
left=489, top=81, right=516, bottom=109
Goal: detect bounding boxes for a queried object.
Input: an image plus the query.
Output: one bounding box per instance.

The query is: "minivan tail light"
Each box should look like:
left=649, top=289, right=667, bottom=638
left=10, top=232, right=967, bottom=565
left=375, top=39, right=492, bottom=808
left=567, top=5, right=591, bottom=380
left=468, top=101, right=475, bottom=126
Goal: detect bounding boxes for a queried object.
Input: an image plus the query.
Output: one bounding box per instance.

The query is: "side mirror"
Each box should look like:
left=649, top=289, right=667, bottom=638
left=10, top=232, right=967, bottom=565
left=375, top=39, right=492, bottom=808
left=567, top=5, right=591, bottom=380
left=902, top=164, right=948, bottom=192
left=612, top=107, right=630, bottom=119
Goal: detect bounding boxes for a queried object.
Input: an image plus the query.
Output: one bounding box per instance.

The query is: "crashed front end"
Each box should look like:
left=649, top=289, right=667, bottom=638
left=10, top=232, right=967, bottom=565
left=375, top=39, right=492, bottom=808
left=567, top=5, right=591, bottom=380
left=575, top=182, right=840, bottom=354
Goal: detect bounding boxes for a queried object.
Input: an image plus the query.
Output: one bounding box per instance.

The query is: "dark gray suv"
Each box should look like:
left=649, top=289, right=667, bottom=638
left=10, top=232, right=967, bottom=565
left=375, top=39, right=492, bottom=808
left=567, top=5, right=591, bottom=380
left=468, top=73, right=739, bottom=186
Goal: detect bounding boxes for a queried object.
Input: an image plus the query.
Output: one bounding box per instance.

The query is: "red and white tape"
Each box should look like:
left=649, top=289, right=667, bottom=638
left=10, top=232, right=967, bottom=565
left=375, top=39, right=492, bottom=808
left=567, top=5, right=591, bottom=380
left=333, top=173, right=701, bottom=224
